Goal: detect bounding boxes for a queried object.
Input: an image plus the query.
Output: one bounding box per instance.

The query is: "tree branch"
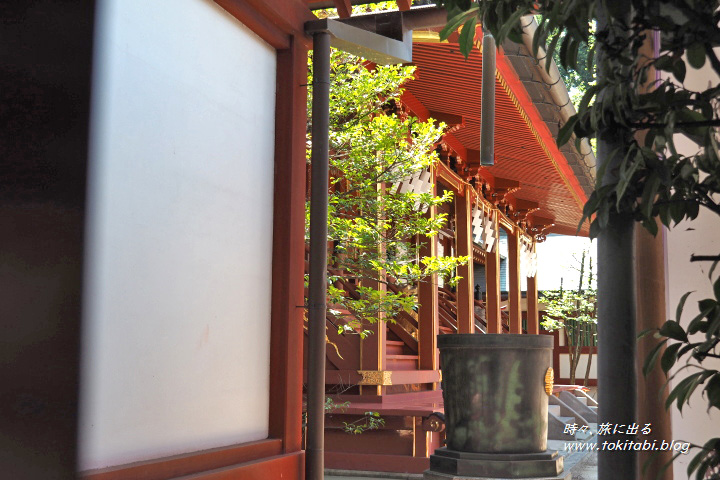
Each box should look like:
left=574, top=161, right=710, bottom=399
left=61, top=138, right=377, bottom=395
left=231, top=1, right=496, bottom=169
left=630, top=119, right=720, bottom=129
left=690, top=254, right=720, bottom=262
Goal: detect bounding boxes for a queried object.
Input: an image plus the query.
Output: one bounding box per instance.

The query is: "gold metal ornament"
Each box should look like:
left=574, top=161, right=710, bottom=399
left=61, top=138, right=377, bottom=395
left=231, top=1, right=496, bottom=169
left=358, top=370, right=393, bottom=386
left=544, top=367, right=554, bottom=396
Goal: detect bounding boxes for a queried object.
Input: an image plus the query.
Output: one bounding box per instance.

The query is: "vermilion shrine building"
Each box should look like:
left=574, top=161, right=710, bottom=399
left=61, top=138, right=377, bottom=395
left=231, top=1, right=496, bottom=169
left=311, top=24, right=596, bottom=474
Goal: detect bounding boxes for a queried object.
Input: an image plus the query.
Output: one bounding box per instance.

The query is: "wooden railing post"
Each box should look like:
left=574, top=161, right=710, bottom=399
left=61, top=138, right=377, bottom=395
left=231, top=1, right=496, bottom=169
left=526, top=242, right=540, bottom=335
left=508, top=227, right=522, bottom=333
left=418, top=171, right=439, bottom=373
left=360, top=182, right=388, bottom=395
left=485, top=212, right=502, bottom=333
left=455, top=185, right=475, bottom=333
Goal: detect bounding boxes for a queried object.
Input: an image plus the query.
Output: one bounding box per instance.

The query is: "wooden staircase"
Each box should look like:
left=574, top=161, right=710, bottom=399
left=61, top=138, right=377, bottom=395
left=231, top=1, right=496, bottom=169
left=301, top=246, right=522, bottom=474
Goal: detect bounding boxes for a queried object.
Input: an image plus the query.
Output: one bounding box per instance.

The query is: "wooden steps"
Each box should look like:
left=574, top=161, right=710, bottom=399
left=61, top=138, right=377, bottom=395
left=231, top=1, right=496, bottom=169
left=386, top=354, right=419, bottom=370
left=385, top=339, right=406, bottom=356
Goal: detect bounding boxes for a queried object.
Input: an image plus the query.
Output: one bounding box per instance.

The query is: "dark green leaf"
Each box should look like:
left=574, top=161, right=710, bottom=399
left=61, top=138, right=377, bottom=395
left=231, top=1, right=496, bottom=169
left=557, top=115, right=579, bottom=147
left=545, top=33, right=562, bottom=74
left=678, top=372, right=712, bottom=411
left=641, top=173, right=661, bottom=219
left=676, top=291, right=694, bottom=322
left=667, top=373, right=701, bottom=410
left=605, top=0, right=628, bottom=20
left=642, top=217, right=659, bottom=236
left=497, top=9, right=526, bottom=45
left=439, top=8, right=476, bottom=42
left=659, top=320, right=689, bottom=342
left=688, top=304, right=715, bottom=334
left=677, top=343, right=696, bottom=360
left=714, top=276, right=720, bottom=301
left=597, top=197, right=611, bottom=228
left=458, top=17, right=478, bottom=59
left=661, top=342, right=682, bottom=374
left=670, top=200, right=685, bottom=225
left=643, top=339, right=668, bottom=376
left=654, top=55, right=674, bottom=71
left=705, top=374, right=720, bottom=410
left=686, top=447, right=706, bottom=476
left=687, top=43, right=706, bottom=69
left=709, top=260, right=719, bottom=280
left=637, top=327, right=658, bottom=339
left=659, top=204, right=671, bottom=228
left=672, top=60, right=686, bottom=83
left=616, top=146, right=641, bottom=208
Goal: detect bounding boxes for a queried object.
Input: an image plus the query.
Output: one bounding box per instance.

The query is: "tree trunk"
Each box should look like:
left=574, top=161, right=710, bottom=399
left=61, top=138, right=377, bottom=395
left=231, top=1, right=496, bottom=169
left=569, top=251, right=587, bottom=385
left=584, top=348, right=593, bottom=386
left=571, top=339, right=582, bottom=385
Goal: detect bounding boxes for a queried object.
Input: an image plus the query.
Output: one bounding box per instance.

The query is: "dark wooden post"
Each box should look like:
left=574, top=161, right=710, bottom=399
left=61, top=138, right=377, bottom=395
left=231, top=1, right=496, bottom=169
left=306, top=30, right=331, bottom=480
left=635, top=222, right=673, bottom=480
left=269, top=36, right=309, bottom=454
left=596, top=4, right=637, bottom=478
left=1, top=2, right=96, bottom=477
left=485, top=213, right=502, bottom=333
left=633, top=31, right=673, bottom=480
left=418, top=171, right=439, bottom=373
left=361, top=280, right=387, bottom=395
left=526, top=252, right=540, bottom=335
left=455, top=186, right=475, bottom=333
left=508, top=227, right=523, bottom=333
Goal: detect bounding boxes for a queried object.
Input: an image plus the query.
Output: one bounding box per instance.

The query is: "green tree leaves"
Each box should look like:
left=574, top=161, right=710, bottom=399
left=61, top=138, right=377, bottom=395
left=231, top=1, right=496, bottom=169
left=308, top=49, right=467, bottom=330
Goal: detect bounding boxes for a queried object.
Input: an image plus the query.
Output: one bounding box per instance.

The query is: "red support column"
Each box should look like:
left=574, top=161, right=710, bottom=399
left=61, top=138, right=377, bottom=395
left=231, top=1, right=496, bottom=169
left=269, top=37, right=309, bottom=453
left=361, top=279, right=387, bottom=395
left=418, top=175, right=439, bottom=372
left=526, top=253, right=540, bottom=335
left=508, top=227, right=522, bottom=333
left=455, top=186, right=475, bottom=333
left=485, top=213, right=502, bottom=333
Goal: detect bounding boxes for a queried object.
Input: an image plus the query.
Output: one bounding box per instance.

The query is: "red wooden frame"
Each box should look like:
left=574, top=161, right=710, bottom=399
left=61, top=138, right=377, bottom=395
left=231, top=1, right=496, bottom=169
left=83, top=4, right=310, bottom=479
left=80, top=440, right=286, bottom=480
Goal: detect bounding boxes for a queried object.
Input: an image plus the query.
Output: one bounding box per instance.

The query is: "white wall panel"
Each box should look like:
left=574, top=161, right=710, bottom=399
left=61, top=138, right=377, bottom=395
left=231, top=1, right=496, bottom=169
left=664, top=53, right=720, bottom=477
left=559, top=353, right=597, bottom=380
left=79, top=0, right=276, bottom=470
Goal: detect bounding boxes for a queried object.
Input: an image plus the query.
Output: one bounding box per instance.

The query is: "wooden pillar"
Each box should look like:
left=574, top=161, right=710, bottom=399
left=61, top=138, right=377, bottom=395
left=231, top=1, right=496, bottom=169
left=455, top=186, right=475, bottom=333
left=1, top=2, right=97, bottom=477
left=360, top=182, right=389, bottom=395
left=269, top=37, right=310, bottom=452
left=526, top=252, right=540, bottom=335
left=360, top=286, right=387, bottom=396
left=413, top=417, right=428, bottom=458
left=485, top=213, right=502, bottom=333
left=508, top=227, right=522, bottom=333
left=633, top=30, right=673, bottom=480
left=418, top=175, right=439, bottom=372
left=634, top=190, right=673, bottom=478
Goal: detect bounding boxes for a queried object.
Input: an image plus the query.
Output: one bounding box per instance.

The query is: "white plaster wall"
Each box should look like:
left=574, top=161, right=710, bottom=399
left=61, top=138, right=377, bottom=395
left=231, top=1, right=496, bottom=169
left=664, top=54, right=720, bottom=477
left=79, top=0, right=276, bottom=470
left=559, top=353, right=597, bottom=380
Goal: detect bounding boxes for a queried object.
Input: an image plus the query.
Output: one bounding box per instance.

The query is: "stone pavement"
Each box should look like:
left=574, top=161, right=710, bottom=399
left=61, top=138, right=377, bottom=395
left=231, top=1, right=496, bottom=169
left=326, top=438, right=598, bottom=480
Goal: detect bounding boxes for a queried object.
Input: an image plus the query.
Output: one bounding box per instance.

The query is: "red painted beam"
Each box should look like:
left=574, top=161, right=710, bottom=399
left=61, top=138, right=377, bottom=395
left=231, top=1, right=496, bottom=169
left=428, top=110, right=464, bottom=126
left=181, top=452, right=304, bottom=480
left=397, top=0, right=412, bottom=11
left=215, top=0, right=315, bottom=48
left=334, top=0, right=353, bottom=18
left=81, top=440, right=284, bottom=480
